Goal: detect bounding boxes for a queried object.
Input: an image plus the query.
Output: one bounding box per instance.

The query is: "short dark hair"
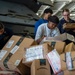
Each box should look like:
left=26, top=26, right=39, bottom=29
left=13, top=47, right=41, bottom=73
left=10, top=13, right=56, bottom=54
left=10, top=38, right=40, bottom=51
left=44, top=8, right=53, bottom=14
left=0, top=22, right=4, bottom=30
left=48, top=15, right=59, bottom=24
left=62, top=9, right=69, bottom=13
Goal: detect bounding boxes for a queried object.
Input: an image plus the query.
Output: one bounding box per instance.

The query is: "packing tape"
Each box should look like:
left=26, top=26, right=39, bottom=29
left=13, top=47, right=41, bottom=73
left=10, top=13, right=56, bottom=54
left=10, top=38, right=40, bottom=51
left=3, top=37, right=24, bottom=69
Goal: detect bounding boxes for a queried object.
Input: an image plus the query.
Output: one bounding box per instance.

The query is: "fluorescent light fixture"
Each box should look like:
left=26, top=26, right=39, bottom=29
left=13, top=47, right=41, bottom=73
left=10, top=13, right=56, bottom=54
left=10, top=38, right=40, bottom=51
left=70, top=14, right=75, bottom=16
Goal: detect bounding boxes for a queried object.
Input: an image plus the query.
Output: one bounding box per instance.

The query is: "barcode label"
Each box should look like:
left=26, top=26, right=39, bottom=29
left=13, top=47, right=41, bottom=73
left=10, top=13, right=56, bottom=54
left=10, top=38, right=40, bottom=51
left=0, top=50, right=7, bottom=60
left=14, top=60, right=21, bottom=66
left=25, top=45, right=44, bottom=62
left=6, top=40, right=14, bottom=48
left=10, top=45, right=19, bottom=54
left=46, top=49, right=61, bottom=74
left=66, top=52, right=73, bottom=70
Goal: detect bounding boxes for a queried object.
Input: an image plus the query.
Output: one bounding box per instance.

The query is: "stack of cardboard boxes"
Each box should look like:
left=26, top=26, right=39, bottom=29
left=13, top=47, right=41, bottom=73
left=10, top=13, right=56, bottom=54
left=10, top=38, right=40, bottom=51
left=0, top=35, right=37, bottom=75
left=0, top=24, right=75, bottom=75
left=60, top=42, right=75, bottom=75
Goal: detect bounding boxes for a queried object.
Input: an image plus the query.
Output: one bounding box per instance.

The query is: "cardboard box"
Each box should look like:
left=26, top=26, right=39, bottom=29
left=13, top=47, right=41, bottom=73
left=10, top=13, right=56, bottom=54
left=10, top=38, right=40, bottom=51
left=0, top=70, right=20, bottom=75
left=42, top=33, right=75, bottom=43
left=46, top=49, right=61, bottom=74
left=63, top=23, right=75, bottom=29
left=6, top=38, right=36, bottom=75
left=0, top=37, right=36, bottom=75
left=22, top=43, right=52, bottom=67
left=31, top=59, right=51, bottom=75
left=60, top=51, right=75, bottom=71
left=47, top=41, right=66, bottom=54
left=63, top=70, right=75, bottom=75
left=0, top=35, right=21, bottom=70
left=56, top=70, right=75, bottom=75
left=64, top=42, right=75, bottom=52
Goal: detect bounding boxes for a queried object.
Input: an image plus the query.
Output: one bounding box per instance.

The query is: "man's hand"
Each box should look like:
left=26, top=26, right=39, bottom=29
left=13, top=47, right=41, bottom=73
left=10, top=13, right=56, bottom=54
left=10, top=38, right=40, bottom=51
left=63, top=23, right=67, bottom=29
left=36, top=35, right=46, bottom=44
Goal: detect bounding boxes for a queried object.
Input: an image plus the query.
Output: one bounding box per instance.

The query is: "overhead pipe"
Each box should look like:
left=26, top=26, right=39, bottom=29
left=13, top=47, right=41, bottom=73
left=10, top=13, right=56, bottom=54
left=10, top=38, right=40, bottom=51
left=53, top=2, right=67, bottom=15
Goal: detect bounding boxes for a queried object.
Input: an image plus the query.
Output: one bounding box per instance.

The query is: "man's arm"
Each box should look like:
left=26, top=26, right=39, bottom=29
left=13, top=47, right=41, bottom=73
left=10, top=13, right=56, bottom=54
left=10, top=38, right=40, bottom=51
left=35, top=25, right=45, bottom=44
left=54, top=27, right=60, bottom=36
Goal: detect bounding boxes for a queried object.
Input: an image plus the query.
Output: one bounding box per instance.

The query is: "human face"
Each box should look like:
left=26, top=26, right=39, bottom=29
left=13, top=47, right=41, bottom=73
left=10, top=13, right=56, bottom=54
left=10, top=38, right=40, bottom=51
left=47, top=21, right=57, bottom=29
left=0, top=28, right=4, bottom=35
left=44, top=13, right=52, bottom=20
left=62, top=11, right=70, bottom=20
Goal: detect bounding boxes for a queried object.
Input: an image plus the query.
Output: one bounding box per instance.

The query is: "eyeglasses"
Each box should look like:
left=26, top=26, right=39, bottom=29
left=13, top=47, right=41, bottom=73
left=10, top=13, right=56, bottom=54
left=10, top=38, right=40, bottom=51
left=63, top=14, right=69, bottom=16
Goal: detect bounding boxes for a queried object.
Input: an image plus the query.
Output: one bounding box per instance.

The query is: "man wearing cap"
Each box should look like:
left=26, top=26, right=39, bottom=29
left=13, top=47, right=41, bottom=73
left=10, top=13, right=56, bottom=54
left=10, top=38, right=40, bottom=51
left=34, top=8, right=53, bottom=36
left=35, top=15, right=60, bottom=44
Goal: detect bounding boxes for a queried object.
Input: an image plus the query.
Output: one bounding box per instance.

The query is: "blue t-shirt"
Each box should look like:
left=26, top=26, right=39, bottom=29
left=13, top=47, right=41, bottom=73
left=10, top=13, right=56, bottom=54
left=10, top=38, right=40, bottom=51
left=34, top=18, right=48, bottom=36
left=58, top=18, right=75, bottom=33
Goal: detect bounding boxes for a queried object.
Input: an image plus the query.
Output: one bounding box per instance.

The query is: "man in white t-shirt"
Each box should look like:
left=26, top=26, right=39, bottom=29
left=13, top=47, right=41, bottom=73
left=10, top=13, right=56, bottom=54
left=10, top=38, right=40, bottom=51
left=35, top=15, right=60, bottom=44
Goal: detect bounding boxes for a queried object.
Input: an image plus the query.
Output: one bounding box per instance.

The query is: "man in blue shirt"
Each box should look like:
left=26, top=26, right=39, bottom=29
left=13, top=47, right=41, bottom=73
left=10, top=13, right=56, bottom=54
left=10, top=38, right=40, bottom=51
left=34, top=8, right=53, bottom=36
left=58, top=9, right=75, bottom=35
